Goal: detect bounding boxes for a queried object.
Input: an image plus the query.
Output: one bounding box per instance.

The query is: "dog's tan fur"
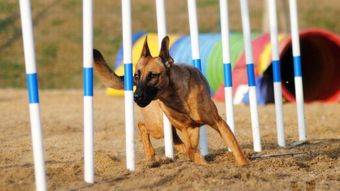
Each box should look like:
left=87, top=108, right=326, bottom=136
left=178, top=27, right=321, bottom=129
left=93, top=36, right=248, bottom=166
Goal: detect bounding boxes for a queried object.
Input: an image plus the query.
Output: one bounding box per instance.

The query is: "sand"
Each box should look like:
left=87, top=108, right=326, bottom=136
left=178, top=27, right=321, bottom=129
left=0, top=89, right=339, bottom=190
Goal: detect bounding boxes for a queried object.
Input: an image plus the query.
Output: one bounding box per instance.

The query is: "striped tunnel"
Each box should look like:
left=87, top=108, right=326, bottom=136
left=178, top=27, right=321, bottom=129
left=109, top=29, right=340, bottom=104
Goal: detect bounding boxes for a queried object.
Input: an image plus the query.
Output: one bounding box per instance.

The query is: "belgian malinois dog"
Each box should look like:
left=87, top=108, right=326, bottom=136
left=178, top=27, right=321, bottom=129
left=93, top=36, right=248, bottom=166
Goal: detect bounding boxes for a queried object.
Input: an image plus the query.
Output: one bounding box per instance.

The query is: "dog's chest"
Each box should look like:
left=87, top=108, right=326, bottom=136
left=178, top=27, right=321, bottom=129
left=158, top=100, right=203, bottom=129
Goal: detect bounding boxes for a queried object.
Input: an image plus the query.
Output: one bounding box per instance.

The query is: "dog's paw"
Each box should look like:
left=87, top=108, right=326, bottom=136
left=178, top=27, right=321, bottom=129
left=160, top=157, right=174, bottom=164
left=146, top=160, right=161, bottom=168
left=193, top=154, right=208, bottom=165
left=174, top=144, right=187, bottom=154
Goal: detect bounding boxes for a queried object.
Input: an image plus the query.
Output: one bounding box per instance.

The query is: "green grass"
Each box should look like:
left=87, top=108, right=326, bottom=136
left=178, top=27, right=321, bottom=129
left=0, top=0, right=339, bottom=88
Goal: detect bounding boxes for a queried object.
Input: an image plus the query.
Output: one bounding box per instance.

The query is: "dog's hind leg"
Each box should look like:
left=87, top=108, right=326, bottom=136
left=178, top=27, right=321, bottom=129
left=172, top=126, right=186, bottom=154
left=137, top=122, right=155, bottom=161
left=181, top=127, right=207, bottom=165
left=210, top=118, right=248, bottom=166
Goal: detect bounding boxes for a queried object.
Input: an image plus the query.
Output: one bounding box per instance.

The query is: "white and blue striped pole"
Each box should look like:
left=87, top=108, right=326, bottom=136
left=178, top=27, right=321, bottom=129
left=122, top=0, right=135, bottom=171
left=289, top=0, right=306, bottom=141
left=19, top=0, right=47, bottom=190
left=219, top=0, right=235, bottom=136
left=83, top=0, right=94, bottom=183
left=239, top=0, right=262, bottom=152
left=267, top=0, right=285, bottom=147
left=155, top=0, right=174, bottom=159
left=187, top=0, right=208, bottom=156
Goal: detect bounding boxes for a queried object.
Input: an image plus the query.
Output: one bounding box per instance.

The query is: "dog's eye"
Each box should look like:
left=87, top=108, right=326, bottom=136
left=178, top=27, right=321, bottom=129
left=134, top=70, right=141, bottom=79
left=149, top=73, right=159, bottom=79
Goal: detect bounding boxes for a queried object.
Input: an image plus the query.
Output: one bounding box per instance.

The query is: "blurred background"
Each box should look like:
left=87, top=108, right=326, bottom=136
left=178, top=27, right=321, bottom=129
left=0, top=0, right=339, bottom=89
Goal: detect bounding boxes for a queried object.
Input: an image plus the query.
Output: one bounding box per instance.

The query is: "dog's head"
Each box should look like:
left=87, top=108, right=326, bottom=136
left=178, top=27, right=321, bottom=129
left=133, top=36, right=174, bottom=107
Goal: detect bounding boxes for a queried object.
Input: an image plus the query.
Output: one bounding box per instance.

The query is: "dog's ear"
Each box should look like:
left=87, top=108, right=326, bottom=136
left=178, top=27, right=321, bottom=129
left=159, top=36, right=174, bottom=68
left=141, top=36, right=151, bottom=57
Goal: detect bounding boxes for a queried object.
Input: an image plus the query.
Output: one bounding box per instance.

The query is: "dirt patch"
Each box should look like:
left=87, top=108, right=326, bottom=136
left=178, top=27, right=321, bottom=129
left=0, top=89, right=339, bottom=190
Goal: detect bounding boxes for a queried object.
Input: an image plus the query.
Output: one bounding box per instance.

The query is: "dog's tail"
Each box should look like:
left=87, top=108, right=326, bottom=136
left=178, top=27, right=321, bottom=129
left=93, top=49, right=124, bottom=90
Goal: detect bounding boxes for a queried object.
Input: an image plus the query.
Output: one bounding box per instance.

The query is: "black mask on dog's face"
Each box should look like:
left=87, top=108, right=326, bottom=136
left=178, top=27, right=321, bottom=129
left=133, top=69, right=161, bottom=107
left=133, top=36, right=173, bottom=108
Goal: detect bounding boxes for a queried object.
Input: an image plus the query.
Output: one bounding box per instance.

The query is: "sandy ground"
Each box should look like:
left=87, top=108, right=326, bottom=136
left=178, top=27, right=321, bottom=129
left=0, top=89, right=339, bottom=191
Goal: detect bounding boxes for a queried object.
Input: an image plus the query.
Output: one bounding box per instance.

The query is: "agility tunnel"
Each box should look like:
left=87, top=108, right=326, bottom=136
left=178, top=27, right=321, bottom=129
left=108, top=29, right=339, bottom=104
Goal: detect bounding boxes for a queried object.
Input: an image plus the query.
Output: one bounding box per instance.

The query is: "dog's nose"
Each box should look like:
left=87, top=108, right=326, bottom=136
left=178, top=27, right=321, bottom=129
left=134, top=92, right=142, bottom=101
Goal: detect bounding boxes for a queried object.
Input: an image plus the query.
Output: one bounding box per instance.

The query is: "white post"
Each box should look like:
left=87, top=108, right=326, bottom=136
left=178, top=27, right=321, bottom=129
left=83, top=0, right=94, bottom=183
left=289, top=0, right=306, bottom=141
left=267, top=0, right=285, bottom=147
left=122, top=0, right=135, bottom=171
left=187, top=0, right=209, bottom=156
left=155, top=0, right=174, bottom=159
left=19, top=0, right=47, bottom=190
left=239, top=0, right=262, bottom=152
left=219, top=0, right=235, bottom=136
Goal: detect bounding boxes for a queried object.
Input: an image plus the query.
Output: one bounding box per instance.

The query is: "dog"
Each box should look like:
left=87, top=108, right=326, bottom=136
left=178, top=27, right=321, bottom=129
left=93, top=36, right=248, bottom=166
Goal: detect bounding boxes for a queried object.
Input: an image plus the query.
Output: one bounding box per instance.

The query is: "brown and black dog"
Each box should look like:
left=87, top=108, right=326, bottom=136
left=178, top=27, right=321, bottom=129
left=93, top=36, right=248, bottom=166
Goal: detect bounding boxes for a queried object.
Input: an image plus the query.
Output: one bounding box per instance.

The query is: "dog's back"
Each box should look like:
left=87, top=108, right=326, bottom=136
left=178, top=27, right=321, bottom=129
left=171, top=63, right=211, bottom=96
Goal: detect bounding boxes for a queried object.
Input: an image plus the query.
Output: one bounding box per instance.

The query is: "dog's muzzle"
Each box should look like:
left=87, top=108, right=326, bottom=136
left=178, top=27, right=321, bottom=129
left=134, top=92, right=151, bottom=107
left=134, top=85, right=158, bottom=107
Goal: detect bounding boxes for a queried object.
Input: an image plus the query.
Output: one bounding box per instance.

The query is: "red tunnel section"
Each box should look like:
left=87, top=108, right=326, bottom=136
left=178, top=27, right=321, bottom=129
left=277, top=29, right=340, bottom=103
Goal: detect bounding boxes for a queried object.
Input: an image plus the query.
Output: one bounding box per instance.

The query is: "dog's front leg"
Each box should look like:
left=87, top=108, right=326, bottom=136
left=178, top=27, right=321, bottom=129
left=181, top=127, right=207, bottom=165
left=137, top=122, right=155, bottom=161
left=172, top=126, right=186, bottom=154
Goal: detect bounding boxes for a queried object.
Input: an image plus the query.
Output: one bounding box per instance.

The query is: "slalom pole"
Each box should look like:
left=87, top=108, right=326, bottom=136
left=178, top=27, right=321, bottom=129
left=239, top=0, right=262, bottom=152
left=289, top=0, right=306, bottom=141
left=187, top=0, right=209, bottom=156
left=219, top=0, right=236, bottom=135
left=19, top=0, right=47, bottom=190
left=122, top=0, right=136, bottom=171
left=83, top=0, right=94, bottom=183
left=267, top=0, right=285, bottom=147
left=155, top=0, right=174, bottom=159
